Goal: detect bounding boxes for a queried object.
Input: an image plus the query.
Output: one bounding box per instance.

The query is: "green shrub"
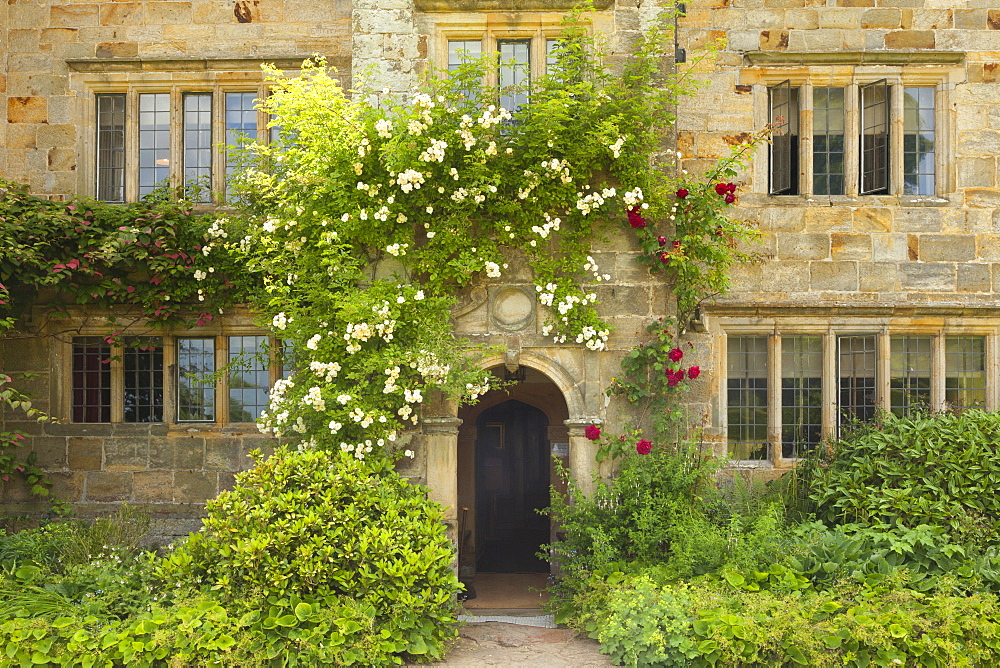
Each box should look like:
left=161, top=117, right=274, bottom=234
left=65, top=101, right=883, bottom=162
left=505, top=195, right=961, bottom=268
left=160, top=446, right=461, bottom=665
left=545, top=445, right=792, bottom=617
left=582, top=570, right=1000, bottom=668
left=797, top=410, right=1000, bottom=546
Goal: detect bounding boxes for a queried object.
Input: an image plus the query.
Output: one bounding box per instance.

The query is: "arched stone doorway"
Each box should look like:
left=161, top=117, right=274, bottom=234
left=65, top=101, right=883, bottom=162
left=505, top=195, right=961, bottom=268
left=456, top=365, right=570, bottom=579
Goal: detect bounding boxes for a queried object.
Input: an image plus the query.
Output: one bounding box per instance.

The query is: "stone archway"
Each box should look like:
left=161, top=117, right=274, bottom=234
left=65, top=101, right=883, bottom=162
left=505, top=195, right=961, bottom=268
left=455, top=364, right=571, bottom=577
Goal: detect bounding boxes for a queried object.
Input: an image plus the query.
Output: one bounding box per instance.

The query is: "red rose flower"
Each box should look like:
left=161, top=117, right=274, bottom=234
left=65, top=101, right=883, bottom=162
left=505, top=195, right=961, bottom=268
left=675, top=188, right=689, bottom=199
left=726, top=182, right=737, bottom=193
left=636, top=439, right=652, bottom=455
left=585, top=424, right=601, bottom=441
left=666, top=369, right=684, bottom=386
left=672, top=240, right=681, bottom=249
left=724, top=193, right=736, bottom=204
left=715, top=183, right=728, bottom=195
left=660, top=253, right=670, bottom=264
left=688, top=365, right=701, bottom=379
left=657, top=236, right=667, bottom=247
left=668, top=347, right=684, bottom=362
left=627, top=206, right=647, bottom=229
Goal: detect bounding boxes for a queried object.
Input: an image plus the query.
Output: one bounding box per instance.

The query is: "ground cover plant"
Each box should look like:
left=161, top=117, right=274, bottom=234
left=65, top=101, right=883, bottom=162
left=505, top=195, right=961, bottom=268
left=549, top=410, right=1000, bottom=667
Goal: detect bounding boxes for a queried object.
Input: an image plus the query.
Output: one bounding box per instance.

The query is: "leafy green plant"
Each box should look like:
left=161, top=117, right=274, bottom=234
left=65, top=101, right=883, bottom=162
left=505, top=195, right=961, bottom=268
left=580, top=570, right=1000, bottom=668
left=160, top=446, right=461, bottom=665
left=796, top=410, right=1000, bottom=547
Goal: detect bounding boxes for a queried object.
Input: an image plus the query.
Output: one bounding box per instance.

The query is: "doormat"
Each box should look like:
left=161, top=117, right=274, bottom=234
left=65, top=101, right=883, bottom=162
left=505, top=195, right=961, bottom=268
left=458, top=614, right=557, bottom=629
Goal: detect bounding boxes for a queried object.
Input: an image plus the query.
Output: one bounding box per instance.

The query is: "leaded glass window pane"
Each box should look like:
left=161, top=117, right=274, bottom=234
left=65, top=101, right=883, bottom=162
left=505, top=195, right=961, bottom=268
left=903, top=87, right=935, bottom=196
left=839, top=335, right=877, bottom=429
left=727, top=336, right=769, bottom=460
left=138, top=93, right=171, bottom=197
left=225, top=92, right=259, bottom=197
left=123, top=337, right=163, bottom=423
left=178, top=338, right=216, bottom=421
left=781, top=336, right=822, bottom=458
left=890, top=336, right=931, bottom=417
left=768, top=81, right=798, bottom=195
left=812, top=87, right=845, bottom=196
left=229, top=335, right=269, bottom=422
left=72, top=337, right=111, bottom=423
left=860, top=80, right=889, bottom=195
left=498, top=40, right=530, bottom=115
left=946, top=336, right=985, bottom=410
left=96, top=94, right=126, bottom=202
left=183, top=93, right=212, bottom=202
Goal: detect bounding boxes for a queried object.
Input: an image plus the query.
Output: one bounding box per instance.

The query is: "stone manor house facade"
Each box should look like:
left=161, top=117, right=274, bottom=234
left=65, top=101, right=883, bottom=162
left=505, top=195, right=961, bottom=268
left=2, top=0, right=999, bottom=575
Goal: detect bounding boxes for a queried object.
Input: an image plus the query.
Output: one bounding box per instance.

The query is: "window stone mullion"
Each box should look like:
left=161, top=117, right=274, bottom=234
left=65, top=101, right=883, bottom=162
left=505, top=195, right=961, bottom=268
left=844, top=83, right=860, bottom=197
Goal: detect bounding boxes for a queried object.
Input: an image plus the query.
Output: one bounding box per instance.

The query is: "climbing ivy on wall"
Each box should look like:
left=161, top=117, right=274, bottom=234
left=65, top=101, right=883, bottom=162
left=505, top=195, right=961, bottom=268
left=0, top=182, right=257, bottom=508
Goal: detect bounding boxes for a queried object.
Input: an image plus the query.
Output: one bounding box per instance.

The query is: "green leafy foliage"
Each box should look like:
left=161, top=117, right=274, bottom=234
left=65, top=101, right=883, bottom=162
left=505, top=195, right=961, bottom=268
left=544, top=445, right=792, bottom=620
left=796, top=410, right=1000, bottom=547
left=584, top=571, right=1000, bottom=668
left=160, top=446, right=462, bottom=664
left=0, top=180, right=253, bottom=328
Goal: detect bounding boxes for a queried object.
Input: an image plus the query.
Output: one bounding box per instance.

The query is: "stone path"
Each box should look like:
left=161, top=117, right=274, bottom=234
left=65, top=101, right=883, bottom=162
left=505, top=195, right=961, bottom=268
left=414, top=621, right=617, bottom=667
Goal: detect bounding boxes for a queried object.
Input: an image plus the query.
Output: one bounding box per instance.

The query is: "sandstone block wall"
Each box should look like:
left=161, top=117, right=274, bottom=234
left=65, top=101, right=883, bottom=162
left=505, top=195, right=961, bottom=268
left=2, top=0, right=352, bottom=199
left=676, top=0, right=1000, bottom=451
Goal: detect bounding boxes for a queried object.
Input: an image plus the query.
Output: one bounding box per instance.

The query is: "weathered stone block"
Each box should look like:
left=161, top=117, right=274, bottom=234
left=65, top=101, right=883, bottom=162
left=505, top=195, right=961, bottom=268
left=7, top=124, right=37, bottom=150
left=803, top=206, right=853, bottom=232
left=47, top=148, right=76, bottom=172
left=859, top=262, right=898, bottom=292
left=957, top=264, right=991, bottom=293
left=990, top=10, right=1000, bottom=30
left=143, top=2, right=192, bottom=25
left=810, top=261, right=858, bottom=291
left=787, top=29, right=842, bottom=51
left=958, top=157, right=997, bottom=188
left=959, top=131, right=1000, bottom=157
left=50, top=5, right=100, bottom=28
left=966, top=189, right=1000, bottom=209
left=872, top=234, right=907, bottom=261
left=68, top=437, right=103, bottom=471
left=954, top=9, right=987, bottom=29
left=133, top=472, right=175, bottom=503
left=758, top=261, right=810, bottom=292
left=100, top=3, right=142, bottom=26
left=104, top=437, right=149, bottom=472
left=893, top=208, right=942, bottom=233
left=48, top=472, right=85, bottom=503
left=831, top=233, right=872, bottom=260
left=85, top=472, right=132, bottom=502
left=175, top=437, right=205, bottom=470
left=594, top=285, right=652, bottom=318
left=95, top=41, right=139, bottom=58
left=919, top=235, right=976, bottom=262
left=30, top=437, right=67, bottom=469
left=903, top=9, right=950, bottom=29
left=837, top=0, right=874, bottom=6
left=861, top=8, right=901, bottom=28
left=899, top=263, right=955, bottom=291
left=7, top=97, right=46, bottom=124
left=778, top=233, right=830, bottom=260
left=36, top=124, right=75, bottom=149
left=204, top=437, right=239, bottom=471
left=174, top=472, right=217, bottom=503
left=884, top=30, right=934, bottom=49
left=759, top=30, right=789, bottom=50
left=819, top=8, right=859, bottom=28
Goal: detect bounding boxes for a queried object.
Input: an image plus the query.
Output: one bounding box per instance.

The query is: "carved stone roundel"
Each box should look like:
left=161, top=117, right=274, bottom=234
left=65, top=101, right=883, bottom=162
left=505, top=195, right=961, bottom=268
left=492, top=287, right=534, bottom=331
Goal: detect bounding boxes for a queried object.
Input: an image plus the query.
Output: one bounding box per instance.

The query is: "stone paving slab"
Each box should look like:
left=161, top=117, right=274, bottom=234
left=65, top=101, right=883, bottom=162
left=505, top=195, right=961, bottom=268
left=414, top=621, right=617, bottom=667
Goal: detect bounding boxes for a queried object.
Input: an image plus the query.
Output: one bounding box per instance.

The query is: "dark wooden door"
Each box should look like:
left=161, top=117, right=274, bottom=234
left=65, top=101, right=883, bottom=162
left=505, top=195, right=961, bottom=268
left=475, top=400, right=550, bottom=573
